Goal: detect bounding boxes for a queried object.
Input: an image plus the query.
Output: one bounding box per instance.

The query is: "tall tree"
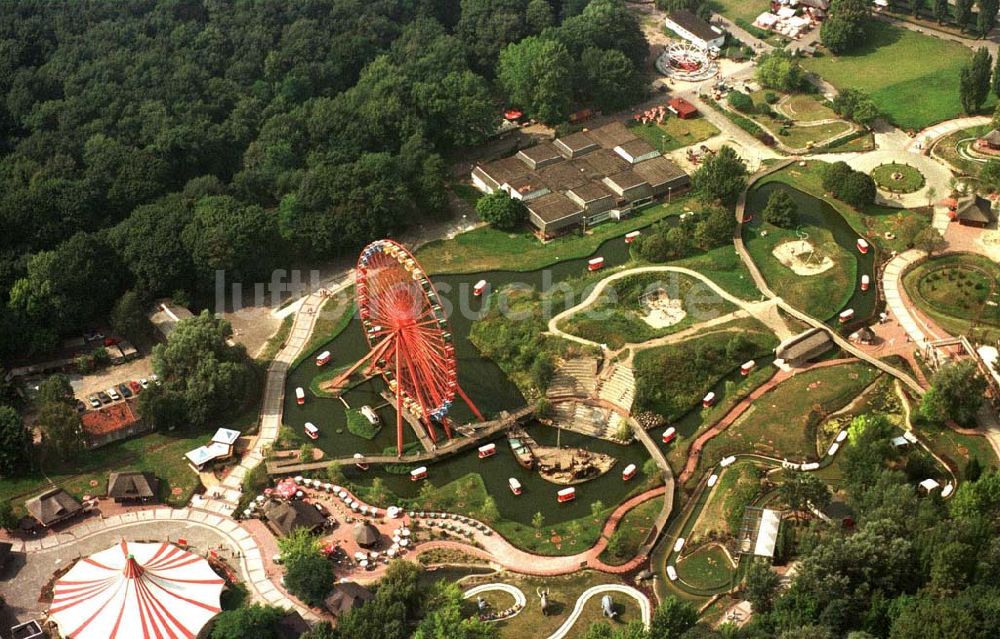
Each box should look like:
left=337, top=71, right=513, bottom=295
left=210, top=604, right=286, bottom=639
left=821, top=0, right=870, bottom=53
left=745, top=559, right=782, bottom=614
left=691, top=146, right=748, bottom=205
left=0, top=406, right=31, bottom=478
left=912, top=0, right=925, bottom=17
left=978, top=0, right=999, bottom=36
left=278, top=528, right=334, bottom=607
left=955, top=0, right=975, bottom=29
left=920, top=360, right=987, bottom=426
left=648, top=596, right=698, bottom=638
left=497, top=36, right=573, bottom=123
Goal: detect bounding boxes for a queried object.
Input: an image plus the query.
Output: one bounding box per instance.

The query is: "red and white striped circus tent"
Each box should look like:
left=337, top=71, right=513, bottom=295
left=49, top=540, right=225, bottom=639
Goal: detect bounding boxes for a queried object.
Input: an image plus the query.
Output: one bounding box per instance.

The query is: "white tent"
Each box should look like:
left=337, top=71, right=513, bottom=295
left=49, top=540, right=224, bottom=639
left=754, top=509, right=782, bottom=558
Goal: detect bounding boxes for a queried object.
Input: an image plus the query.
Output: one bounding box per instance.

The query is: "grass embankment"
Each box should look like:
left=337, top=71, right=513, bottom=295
left=0, top=431, right=209, bottom=512
left=559, top=272, right=738, bottom=349
left=932, top=124, right=990, bottom=175
left=775, top=93, right=839, bottom=123
left=629, top=116, right=720, bottom=154
left=743, top=91, right=853, bottom=149
left=695, top=362, right=881, bottom=476
left=902, top=253, right=1000, bottom=343
left=292, top=292, right=355, bottom=367
left=257, top=315, right=293, bottom=362
left=345, top=408, right=381, bottom=439
left=416, top=197, right=698, bottom=274
left=802, top=21, right=988, bottom=130
left=871, top=162, right=925, bottom=193
left=598, top=497, right=663, bottom=566
left=759, top=160, right=932, bottom=254
left=633, top=321, right=779, bottom=423
left=691, top=461, right=763, bottom=541
left=670, top=245, right=761, bottom=302
left=675, top=544, right=736, bottom=591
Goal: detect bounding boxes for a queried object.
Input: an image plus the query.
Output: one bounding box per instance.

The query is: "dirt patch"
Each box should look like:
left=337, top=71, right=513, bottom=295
left=223, top=306, right=281, bottom=359
left=772, top=239, right=834, bottom=276
left=71, top=357, right=155, bottom=399
left=640, top=289, right=687, bottom=328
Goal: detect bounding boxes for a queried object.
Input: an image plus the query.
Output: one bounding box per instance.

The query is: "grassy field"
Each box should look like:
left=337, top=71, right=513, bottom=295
left=675, top=543, right=736, bottom=590
left=559, top=272, right=738, bottom=349
left=416, top=198, right=700, bottom=274
left=1, top=431, right=210, bottom=512
left=932, top=124, right=990, bottom=175
left=775, top=93, right=839, bottom=122
left=629, top=116, right=721, bottom=153
left=743, top=209, right=855, bottom=320
left=711, top=0, right=772, bottom=25
left=903, top=253, right=1000, bottom=342
left=917, top=420, right=999, bottom=479
left=667, top=245, right=762, bottom=302
left=871, top=162, right=925, bottom=193
left=691, top=461, right=762, bottom=540
left=696, top=363, right=881, bottom=475
left=598, top=498, right=663, bottom=566
left=742, top=91, right=853, bottom=149
left=802, top=21, right=986, bottom=130
left=760, top=161, right=932, bottom=254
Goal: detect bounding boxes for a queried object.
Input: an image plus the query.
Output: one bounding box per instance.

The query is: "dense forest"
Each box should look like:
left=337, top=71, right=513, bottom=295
left=0, top=0, right=648, bottom=360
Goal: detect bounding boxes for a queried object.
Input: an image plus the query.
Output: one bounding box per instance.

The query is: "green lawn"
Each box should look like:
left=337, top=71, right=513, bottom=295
left=666, top=244, right=763, bottom=302
left=598, top=498, right=663, bottom=566
left=903, top=253, right=1000, bottom=343
left=711, top=0, right=772, bottom=26
left=257, top=315, right=293, bottom=362
left=416, top=197, right=700, bottom=274
left=742, top=90, right=854, bottom=150
left=803, top=21, right=987, bottom=130
left=675, top=543, right=736, bottom=591
left=629, top=117, right=720, bottom=153
left=759, top=161, right=932, bottom=254
left=696, top=362, right=881, bottom=476
left=931, top=124, right=990, bottom=175
left=917, top=420, right=1000, bottom=479
left=559, top=272, right=738, bottom=349
left=871, top=163, right=925, bottom=193
left=691, top=461, right=761, bottom=540
left=742, top=210, right=856, bottom=320
left=1, top=431, right=209, bottom=513
left=775, top=93, right=839, bottom=123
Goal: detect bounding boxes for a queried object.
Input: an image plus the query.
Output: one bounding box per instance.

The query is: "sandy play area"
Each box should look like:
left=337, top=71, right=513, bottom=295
left=772, top=239, right=833, bottom=276
left=641, top=289, right=687, bottom=328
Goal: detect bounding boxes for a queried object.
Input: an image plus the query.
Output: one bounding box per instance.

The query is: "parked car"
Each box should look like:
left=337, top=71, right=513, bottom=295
left=74, top=399, right=87, bottom=413
left=129, top=380, right=142, bottom=394
left=97, top=391, right=112, bottom=404
left=106, top=387, right=121, bottom=401
left=84, top=330, right=105, bottom=342
left=88, top=395, right=101, bottom=409
left=139, top=378, right=150, bottom=389
left=118, top=383, right=133, bottom=399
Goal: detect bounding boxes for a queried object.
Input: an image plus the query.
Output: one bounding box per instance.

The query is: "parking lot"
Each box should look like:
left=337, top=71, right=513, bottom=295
left=70, top=357, right=154, bottom=409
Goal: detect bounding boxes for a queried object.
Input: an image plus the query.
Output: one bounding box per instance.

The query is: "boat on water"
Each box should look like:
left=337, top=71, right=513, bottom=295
left=667, top=565, right=678, bottom=581
left=740, top=360, right=756, bottom=376
left=478, top=443, right=496, bottom=459
left=622, top=463, right=637, bottom=481
left=839, top=308, right=855, bottom=323
left=557, top=487, right=576, bottom=503
left=861, top=274, right=870, bottom=291
left=304, top=422, right=319, bottom=440
left=702, top=392, right=716, bottom=408
left=662, top=427, right=676, bottom=444
left=625, top=231, right=641, bottom=244
left=410, top=466, right=428, bottom=481
left=857, top=238, right=869, bottom=254
left=315, top=351, right=331, bottom=367
left=473, top=280, right=488, bottom=296
left=353, top=452, right=369, bottom=471
left=295, top=387, right=305, bottom=405
left=588, top=257, right=605, bottom=271
left=509, top=478, right=522, bottom=495
left=507, top=429, right=535, bottom=469
left=707, top=474, right=718, bottom=488
left=360, top=405, right=380, bottom=425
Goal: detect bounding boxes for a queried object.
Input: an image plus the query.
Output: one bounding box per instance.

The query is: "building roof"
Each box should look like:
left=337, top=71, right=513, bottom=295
left=615, top=139, right=659, bottom=162
left=108, top=471, right=159, bottom=500
left=536, top=160, right=591, bottom=191
left=277, top=611, right=310, bottom=639
left=211, top=427, right=241, bottom=446
left=585, top=121, right=639, bottom=149
left=604, top=170, right=650, bottom=191
left=263, top=500, right=327, bottom=537
left=982, top=129, right=1000, bottom=146
left=669, top=97, right=698, bottom=117
left=667, top=9, right=722, bottom=43
left=955, top=195, right=996, bottom=223
left=576, top=148, right=630, bottom=178
left=554, top=131, right=599, bottom=157
left=81, top=400, right=140, bottom=438
left=526, top=192, right=584, bottom=224
left=516, top=142, right=563, bottom=166
left=476, top=156, right=531, bottom=187
left=753, top=509, right=781, bottom=558
left=25, top=488, right=82, bottom=527
left=632, top=156, right=688, bottom=187
left=324, top=582, right=374, bottom=617
left=504, top=173, right=550, bottom=198
left=798, top=0, right=830, bottom=9
left=567, top=181, right=613, bottom=204
left=353, top=521, right=381, bottom=546
left=148, top=301, right=194, bottom=340
left=776, top=328, right=833, bottom=362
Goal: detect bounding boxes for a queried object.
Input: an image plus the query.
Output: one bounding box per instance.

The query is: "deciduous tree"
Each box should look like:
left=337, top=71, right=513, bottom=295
left=0, top=407, right=30, bottom=478
left=691, top=146, right=748, bottom=205
left=498, top=36, right=573, bottom=123
left=475, top=191, right=528, bottom=230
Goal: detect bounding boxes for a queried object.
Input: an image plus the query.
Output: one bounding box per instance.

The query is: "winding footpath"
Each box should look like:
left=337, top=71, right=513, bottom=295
left=546, top=584, right=652, bottom=639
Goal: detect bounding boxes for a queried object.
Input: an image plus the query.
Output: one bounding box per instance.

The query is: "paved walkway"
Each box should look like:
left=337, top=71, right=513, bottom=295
left=907, top=115, right=992, bottom=154
left=881, top=249, right=933, bottom=347
left=3, top=507, right=319, bottom=621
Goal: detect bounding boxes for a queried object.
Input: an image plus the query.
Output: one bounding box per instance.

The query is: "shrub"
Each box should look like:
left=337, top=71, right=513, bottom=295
left=763, top=190, right=798, bottom=228
left=727, top=90, right=755, bottom=113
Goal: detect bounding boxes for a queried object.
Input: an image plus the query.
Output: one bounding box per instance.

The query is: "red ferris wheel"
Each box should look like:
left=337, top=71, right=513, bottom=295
left=330, top=239, right=484, bottom=456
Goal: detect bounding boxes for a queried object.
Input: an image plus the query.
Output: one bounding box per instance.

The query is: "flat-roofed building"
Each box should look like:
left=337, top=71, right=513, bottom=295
left=554, top=131, right=599, bottom=158
left=566, top=182, right=615, bottom=215
left=471, top=156, right=532, bottom=193
left=576, top=148, right=630, bottom=179
left=537, top=160, right=591, bottom=192
left=516, top=142, right=564, bottom=169
left=665, top=9, right=726, bottom=50
left=503, top=174, right=551, bottom=201
left=603, top=170, right=652, bottom=204
left=632, top=156, right=690, bottom=195
left=614, top=139, right=660, bottom=165
left=586, top=121, right=638, bottom=149
left=526, top=192, right=584, bottom=236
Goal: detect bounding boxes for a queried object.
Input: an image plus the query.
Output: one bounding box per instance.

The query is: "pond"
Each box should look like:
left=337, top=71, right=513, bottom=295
left=743, top=182, right=877, bottom=326
left=283, top=223, right=674, bottom=526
